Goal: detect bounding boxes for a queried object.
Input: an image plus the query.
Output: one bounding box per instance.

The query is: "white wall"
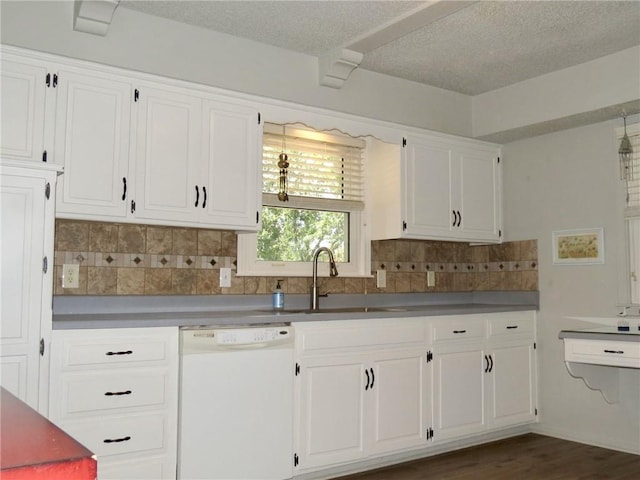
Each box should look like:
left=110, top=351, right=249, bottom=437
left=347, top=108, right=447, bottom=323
left=0, top=0, right=472, bottom=137
left=503, top=118, right=640, bottom=454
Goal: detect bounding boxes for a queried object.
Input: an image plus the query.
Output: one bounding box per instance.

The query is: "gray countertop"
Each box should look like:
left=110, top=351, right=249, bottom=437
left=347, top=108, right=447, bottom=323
left=559, top=326, right=640, bottom=342
left=52, top=291, right=539, bottom=330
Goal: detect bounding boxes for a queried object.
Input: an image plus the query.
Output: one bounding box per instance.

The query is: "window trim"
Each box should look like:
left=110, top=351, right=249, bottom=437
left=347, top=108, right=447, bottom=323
left=237, top=125, right=371, bottom=278
left=617, top=121, right=640, bottom=305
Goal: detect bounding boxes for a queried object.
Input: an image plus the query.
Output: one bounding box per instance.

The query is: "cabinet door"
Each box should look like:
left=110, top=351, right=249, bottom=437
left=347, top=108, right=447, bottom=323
left=433, top=345, right=487, bottom=441
left=403, top=136, right=454, bottom=238
left=0, top=169, right=51, bottom=410
left=488, top=343, right=536, bottom=428
left=202, top=100, right=261, bottom=230
left=368, top=348, right=431, bottom=455
left=134, top=86, right=202, bottom=222
left=296, top=355, right=367, bottom=470
left=55, top=70, right=132, bottom=218
left=457, top=147, right=501, bottom=241
left=1, top=60, right=48, bottom=162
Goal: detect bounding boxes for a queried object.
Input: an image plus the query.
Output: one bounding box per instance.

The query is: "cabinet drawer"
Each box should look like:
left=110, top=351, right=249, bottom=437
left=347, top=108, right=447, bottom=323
left=58, top=414, right=166, bottom=458
left=488, top=312, right=534, bottom=338
left=61, top=339, right=168, bottom=368
left=564, top=339, right=640, bottom=368
left=98, top=455, right=169, bottom=480
left=432, top=318, right=485, bottom=342
left=61, top=371, right=167, bottom=415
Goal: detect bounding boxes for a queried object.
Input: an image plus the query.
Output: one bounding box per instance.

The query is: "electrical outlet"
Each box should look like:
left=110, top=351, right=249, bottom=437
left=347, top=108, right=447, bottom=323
left=376, top=269, right=386, bottom=288
left=62, top=263, right=80, bottom=289
left=427, top=270, right=436, bottom=287
left=220, top=268, right=232, bottom=288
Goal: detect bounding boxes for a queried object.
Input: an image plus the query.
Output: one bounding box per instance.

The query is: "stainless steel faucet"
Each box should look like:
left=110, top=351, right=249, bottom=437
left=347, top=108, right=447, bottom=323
left=310, top=247, right=339, bottom=310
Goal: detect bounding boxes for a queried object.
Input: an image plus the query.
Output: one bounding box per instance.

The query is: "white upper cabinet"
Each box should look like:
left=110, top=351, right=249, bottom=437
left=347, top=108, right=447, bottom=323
left=202, top=99, right=261, bottom=230
left=54, top=69, right=133, bottom=219
left=1, top=46, right=264, bottom=231
left=370, top=134, right=502, bottom=243
left=132, top=88, right=261, bottom=230
left=133, top=85, right=203, bottom=223
left=0, top=57, right=50, bottom=163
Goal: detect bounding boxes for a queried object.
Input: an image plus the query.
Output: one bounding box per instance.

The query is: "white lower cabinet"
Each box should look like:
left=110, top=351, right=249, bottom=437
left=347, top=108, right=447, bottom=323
left=432, top=312, right=537, bottom=443
left=369, top=348, right=431, bottom=455
left=293, top=319, right=431, bottom=473
left=293, top=311, right=536, bottom=476
left=433, top=345, right=487, bottom=440
left=49, top=327, right=179, bottom=480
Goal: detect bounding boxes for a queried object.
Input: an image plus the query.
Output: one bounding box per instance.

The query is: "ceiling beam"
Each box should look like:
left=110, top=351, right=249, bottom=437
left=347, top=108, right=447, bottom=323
left=318, top=1, right=477, bottom=89
left=346, top=0, right=478, bottom=53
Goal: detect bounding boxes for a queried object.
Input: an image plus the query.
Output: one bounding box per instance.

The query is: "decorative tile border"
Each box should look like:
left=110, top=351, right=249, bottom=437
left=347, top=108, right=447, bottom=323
left=55, top=251, right=235, bottom=271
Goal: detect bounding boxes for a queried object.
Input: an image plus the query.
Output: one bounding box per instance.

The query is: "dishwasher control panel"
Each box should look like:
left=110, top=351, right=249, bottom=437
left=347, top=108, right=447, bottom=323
left=216, top=327, right=288, bottom=345
left=181, top=325, right=292, bottom=353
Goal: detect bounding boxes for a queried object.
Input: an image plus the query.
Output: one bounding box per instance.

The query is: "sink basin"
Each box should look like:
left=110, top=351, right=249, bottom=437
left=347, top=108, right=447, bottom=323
left=257, top=306, right=410, bottom=315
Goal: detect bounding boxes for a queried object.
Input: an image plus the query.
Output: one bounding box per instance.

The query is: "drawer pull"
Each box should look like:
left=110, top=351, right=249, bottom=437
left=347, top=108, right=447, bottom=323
left=453, top=330, right=467, bottom=334
left=103, top=436, right=131, bottom=444
left=105, top=350, right=133, bottom=356
left=506, top=325, right=518, bottom=329
left=104, top=390, right=132, bottom=396
left=604, top=349, right=624, bottom=354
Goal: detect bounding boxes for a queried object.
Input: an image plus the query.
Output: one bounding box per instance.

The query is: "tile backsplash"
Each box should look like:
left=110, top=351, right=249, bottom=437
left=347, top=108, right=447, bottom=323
left=54, top=219, right=538, bottom=296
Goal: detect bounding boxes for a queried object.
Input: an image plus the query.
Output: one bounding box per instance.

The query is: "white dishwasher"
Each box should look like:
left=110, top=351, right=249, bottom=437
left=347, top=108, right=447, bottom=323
left=178, top=324, right=294, bottom=480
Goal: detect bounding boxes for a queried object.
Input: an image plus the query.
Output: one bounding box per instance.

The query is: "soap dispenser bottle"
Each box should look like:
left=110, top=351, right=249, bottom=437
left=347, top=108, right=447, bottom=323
left=272, top=280, right=284, bottom=310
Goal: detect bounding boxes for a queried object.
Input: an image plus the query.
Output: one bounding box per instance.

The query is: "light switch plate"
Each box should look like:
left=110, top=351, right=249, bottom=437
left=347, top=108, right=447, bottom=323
left=376, top=269, right=386, bottom=288
left=220, top=268, right=232, bottom=288
left=62, top=263, right=80, bottom=289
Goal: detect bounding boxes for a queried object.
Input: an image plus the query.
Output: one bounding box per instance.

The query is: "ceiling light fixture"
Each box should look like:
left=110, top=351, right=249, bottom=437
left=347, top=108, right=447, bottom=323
left=277, top=125, right=290, bottom=202
left=619, top=112, right=634, bottom=181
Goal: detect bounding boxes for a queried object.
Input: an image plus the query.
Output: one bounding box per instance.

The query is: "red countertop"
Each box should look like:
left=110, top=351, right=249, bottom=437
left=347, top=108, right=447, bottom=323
left=0, top=387, right=96, bottom=479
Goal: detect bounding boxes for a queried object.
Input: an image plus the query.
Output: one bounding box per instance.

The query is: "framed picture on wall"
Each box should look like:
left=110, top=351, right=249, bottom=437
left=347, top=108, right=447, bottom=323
left=552, top=228, right=604, bottom=265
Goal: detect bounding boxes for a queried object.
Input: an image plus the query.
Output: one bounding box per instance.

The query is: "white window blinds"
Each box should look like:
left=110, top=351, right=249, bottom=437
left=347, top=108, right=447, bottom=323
left=262, top=123, right=364, bottom=209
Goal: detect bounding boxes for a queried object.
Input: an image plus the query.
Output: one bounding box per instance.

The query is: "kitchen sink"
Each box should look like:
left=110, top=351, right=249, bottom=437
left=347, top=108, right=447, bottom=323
left=257, top=306, right=410, bottom=315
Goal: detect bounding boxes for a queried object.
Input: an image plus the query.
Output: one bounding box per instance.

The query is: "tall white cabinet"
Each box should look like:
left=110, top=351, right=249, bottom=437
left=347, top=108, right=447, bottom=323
left=0, top=160, right=60, bottom=413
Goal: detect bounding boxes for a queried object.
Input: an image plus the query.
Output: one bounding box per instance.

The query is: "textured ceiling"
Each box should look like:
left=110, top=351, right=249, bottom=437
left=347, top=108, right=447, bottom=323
left=120, top=0, right=640, bottom=95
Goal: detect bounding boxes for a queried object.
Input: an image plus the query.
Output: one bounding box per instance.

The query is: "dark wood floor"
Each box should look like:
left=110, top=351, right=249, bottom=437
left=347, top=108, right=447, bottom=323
left=334, top=434, right=640, bottom=480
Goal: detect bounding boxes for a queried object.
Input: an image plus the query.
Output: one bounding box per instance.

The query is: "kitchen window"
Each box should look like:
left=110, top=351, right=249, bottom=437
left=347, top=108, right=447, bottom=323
left=237, top=123, right=369, bottom=277
left=621, top=122, right=640, bottom=304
